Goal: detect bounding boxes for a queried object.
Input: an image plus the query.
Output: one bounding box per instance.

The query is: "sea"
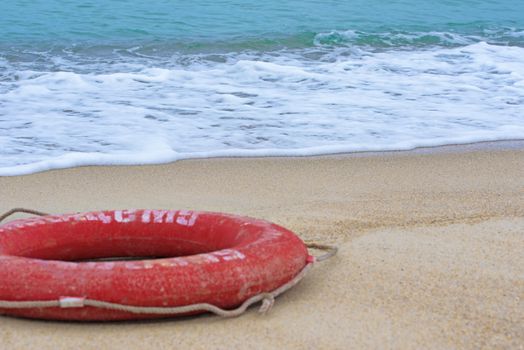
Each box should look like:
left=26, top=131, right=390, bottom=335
left=1, top=0, right=523, bottom=175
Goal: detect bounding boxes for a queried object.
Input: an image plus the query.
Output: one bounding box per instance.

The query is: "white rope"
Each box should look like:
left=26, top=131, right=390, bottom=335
left=0, top=262, right=316, bottom=317
left=0, top=208, right=49, bottom=223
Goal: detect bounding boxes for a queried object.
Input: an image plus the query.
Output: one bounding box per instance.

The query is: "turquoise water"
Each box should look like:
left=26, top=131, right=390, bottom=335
left=1, top=1, right=523, bottom=175
left=2, top=0, right=523, bottom=51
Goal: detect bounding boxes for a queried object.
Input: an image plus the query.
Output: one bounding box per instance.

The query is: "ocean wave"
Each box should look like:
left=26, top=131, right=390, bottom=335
left=313, top=27, right=524, bottom=48
left=1, top=26, right=523, bottom=75
left=1, top=41, right=523, bottom=175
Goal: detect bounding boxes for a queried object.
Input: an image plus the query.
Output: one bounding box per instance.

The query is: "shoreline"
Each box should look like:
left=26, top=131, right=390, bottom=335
left=1, top=144, right=523, bottom=349
left=2, top=139, right=524, bottom=177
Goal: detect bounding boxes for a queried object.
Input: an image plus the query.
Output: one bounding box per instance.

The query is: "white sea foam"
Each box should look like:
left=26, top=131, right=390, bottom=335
left=1, top=42, right=523, bottom=176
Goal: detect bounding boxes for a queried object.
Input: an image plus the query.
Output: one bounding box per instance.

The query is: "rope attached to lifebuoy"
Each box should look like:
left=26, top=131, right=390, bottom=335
left=0, top=208, right=337, bottom=317
left=0, top=208, right=49, bottom=223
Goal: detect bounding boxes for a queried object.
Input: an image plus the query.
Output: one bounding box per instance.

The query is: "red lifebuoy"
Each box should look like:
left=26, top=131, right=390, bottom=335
left=0, top=210, right=308, bottom=321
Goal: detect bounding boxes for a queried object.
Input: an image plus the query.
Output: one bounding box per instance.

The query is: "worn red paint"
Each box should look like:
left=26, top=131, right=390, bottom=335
left=0, top=210, right=307, bottom=321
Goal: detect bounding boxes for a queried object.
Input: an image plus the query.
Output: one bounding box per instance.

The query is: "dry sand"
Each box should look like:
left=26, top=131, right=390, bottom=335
left=0, top=142, right=523, bottom=349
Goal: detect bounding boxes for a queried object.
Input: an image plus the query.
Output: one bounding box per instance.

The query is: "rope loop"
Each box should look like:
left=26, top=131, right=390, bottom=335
left=0, top=208, right=48, bottom=223
left=305, top=242, right=338, bottom=262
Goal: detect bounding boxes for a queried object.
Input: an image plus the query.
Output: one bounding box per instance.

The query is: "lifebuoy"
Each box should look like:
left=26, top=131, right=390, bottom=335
left=0, top=210, right=309, bottom=321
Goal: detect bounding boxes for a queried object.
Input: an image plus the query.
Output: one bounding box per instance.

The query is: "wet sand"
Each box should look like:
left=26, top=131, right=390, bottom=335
left=1, top=143, right=523, bottom=349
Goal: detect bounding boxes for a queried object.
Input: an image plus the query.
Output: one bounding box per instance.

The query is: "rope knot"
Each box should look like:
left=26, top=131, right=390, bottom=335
left=257, top=294, right=275, bottom=314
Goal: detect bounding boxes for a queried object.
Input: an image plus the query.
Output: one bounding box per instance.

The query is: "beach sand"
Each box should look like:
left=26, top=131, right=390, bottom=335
left=1, top=143, right=523, bottom=349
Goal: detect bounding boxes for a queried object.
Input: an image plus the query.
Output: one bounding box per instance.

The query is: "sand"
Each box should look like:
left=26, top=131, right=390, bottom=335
left=1, top=142, right=523, bottom=349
